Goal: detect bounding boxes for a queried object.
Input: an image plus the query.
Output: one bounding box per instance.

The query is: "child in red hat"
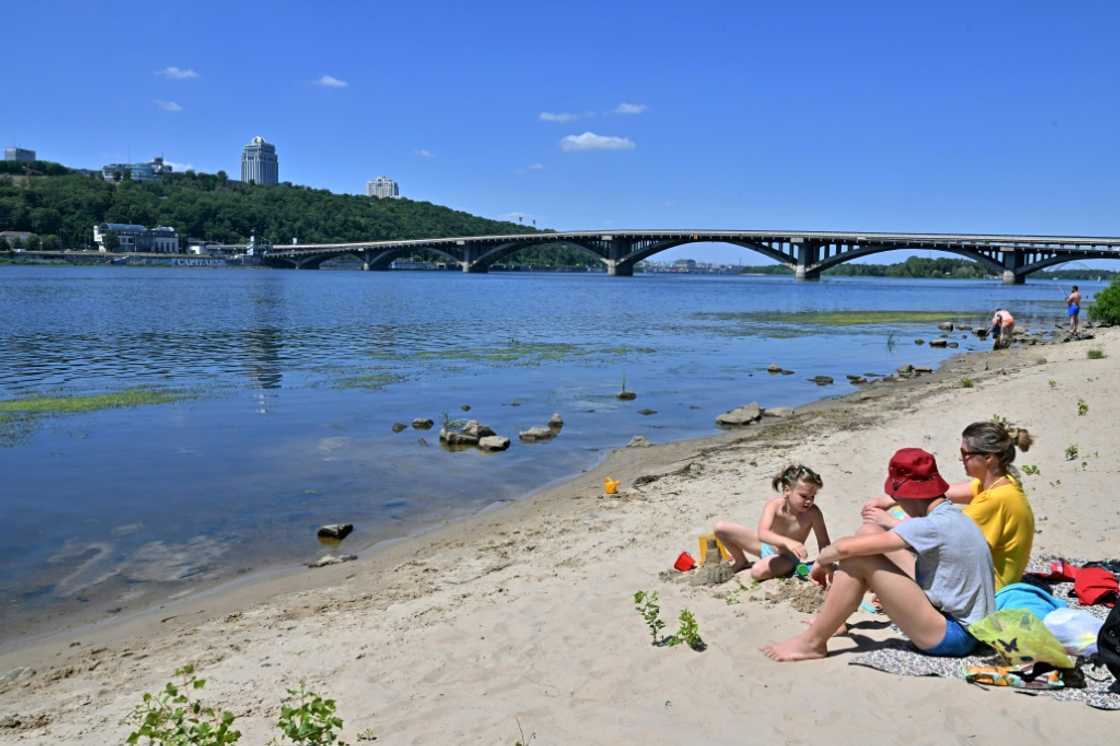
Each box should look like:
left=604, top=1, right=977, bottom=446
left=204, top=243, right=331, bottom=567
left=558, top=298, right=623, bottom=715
left=763, top=449, right=995, bottom=661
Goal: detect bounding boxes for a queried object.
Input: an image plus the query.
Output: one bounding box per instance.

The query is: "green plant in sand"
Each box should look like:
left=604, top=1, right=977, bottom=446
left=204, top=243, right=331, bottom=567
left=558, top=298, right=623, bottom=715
left=1064, top=444, right=1079, bottom=461
left=1077, top=399, right=1089, bottom=416
left=633, top=590, right=666, bottom=645
left=1087, top=348, right=1105, bottom=360
left=126, top=664, right=241, bottom=745
left=960, top=377, right=974, bottom=388
left=1020, top=464, right=1040, bottom=477
left=670, top=609, right=705, bottom=651
left=513, top=718, right=536, bottom=746
left=1048, top=379, right=1057, bottom=389
left=273, top=682, right=348, bottom=745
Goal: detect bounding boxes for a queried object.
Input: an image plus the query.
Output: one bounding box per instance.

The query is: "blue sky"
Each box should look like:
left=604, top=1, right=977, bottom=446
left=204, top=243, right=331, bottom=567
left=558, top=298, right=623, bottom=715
left=4, top=1, right=1119, bottom=264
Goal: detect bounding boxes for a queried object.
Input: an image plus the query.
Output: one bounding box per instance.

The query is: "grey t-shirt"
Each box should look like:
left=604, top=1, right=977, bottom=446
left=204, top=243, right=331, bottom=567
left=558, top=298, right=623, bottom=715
left=892, top=501, right=996, bottom=625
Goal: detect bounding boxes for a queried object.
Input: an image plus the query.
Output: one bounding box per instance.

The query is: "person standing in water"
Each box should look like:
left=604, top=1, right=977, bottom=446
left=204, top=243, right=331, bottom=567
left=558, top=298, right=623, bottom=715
left=1066, top=285, right=1082, bottom=335
left=990, top=308, right=1015, bottom=349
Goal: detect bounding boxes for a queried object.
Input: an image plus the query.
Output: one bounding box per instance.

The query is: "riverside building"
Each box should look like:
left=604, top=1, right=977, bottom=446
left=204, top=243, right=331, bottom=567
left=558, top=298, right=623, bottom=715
left=93, top=224, right=180, bottom=253
left=241, top=136, right=279, bottom=186
left=4, top=147, right=36, bottom=161
left=367, top=176, right=399, bottom=199
left=101, top=156, right=173, bottom=182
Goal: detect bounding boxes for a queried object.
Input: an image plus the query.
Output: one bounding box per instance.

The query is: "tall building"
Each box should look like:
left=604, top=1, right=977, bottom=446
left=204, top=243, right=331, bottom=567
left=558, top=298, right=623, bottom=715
left=367, top=176, right=399, bottom=199
left=4, top=147, right=36, bottom=161
left=241, top=136, right=278, bottom=186
left=93, top=223, right=179, bottom=253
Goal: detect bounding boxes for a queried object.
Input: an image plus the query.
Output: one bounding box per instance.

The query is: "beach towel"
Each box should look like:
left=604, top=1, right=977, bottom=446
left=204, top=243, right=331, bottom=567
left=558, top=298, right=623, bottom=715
left=995, top=582, right=1067, bottom=621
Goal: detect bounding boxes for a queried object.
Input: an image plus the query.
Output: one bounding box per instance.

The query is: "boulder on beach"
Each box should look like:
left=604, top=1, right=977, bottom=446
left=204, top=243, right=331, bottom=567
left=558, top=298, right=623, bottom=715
left=519, top=426, right=555, bottom=442
left=716, top=402, right=763, bottom=426
left=478, top=435, right=511, bottom=452
left=548, top=412, right=564, bottom=428
left=929, top=339, right=948, bottom=348
left=627, top=435, right=652, bottom=448
left=411, top=418, right=434, bottom=430
left=763, top=407, right=792, bottom=418
left=897, top=364, right=915, bottom=378
left=391, top=422, right=407, bottom=433
left=809, top=375, right=834, bottom=385
left=914, top=366, right=933, bottom=374
left=846, top=375, right=867, bottom=384
left=307, top=554, right=357, bottom=569
left=317, top=523, right=354, bottom=540
left=938, top=321, right=955, bottom=331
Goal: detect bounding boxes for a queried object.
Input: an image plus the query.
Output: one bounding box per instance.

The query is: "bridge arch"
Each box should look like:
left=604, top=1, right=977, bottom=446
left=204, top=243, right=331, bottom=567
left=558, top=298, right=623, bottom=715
left=621, top=239, right=797, bottom=270
left=812, top=245, right=1006, bottom=276
left=1017, top=252, right=1120, bottom=277
left=472, top=239, right=609, bottom=269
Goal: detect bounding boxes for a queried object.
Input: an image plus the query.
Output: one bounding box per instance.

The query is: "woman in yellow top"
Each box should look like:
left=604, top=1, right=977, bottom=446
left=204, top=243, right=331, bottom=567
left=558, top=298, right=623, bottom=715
left=945, top=421, right=1035, bottom=588
left=862, top=421, right=1034, bottom=588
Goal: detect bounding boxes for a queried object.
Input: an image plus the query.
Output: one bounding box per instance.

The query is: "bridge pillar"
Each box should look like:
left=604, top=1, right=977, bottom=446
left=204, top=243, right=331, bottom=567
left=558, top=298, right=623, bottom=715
left=1001, top=250, right=1026, bottom=285
left=459, top=245, right=489, bottom=273
left=795, top=241, right=821, bottom=282
left=606, top=237, right=635, bottom=277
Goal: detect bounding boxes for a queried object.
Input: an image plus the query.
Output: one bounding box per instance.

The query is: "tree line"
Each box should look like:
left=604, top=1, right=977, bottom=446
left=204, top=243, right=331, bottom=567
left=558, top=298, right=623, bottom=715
left=733, top=255, right=1116, bottom=281
left=0, top=162, right=599, bottom=267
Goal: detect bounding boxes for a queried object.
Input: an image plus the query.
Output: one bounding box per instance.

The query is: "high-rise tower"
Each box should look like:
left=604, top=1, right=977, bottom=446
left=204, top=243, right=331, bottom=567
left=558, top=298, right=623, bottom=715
left=241, top=136, right=278, bottom=186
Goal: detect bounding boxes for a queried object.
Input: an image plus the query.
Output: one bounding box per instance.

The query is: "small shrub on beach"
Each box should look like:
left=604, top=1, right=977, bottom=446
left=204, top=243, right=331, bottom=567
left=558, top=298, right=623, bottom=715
left=274, top=682, right=347, bottom=745
left=1088, top=275, right=1120, bottom=325
left=126, top=665, right=241, bottom=745
left=1087, top=349, right=1105, bottom=360
left=671, top=609, right=706, bottom=651
left=1065, top=444, right=1079, bottom=461
left=1021, top=464, right=1040, bottom=476
left=633, top=590, right=666, bottom=645
left=1048, top=379, right=1057, bottom=389
left=1077, top=399, right=1089, bottom=416
left=960, top=377, right=974, bottom=388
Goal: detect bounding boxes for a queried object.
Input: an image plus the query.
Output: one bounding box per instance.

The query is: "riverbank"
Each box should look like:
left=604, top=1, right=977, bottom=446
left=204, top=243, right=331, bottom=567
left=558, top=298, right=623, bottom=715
left=2, top=327, right=1116, bottom=743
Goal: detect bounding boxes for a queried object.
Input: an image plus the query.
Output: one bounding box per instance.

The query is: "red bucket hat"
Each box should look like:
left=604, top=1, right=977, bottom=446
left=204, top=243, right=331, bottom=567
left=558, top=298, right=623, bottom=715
left=884, top=448, right=950, bottom=499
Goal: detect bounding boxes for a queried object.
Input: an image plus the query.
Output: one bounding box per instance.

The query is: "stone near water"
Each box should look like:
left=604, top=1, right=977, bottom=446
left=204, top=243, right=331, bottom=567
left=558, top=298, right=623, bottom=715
left=547, top=412, right=564, bottom=428
left=896, top=364, right=915, bottom=378
left=637, top=408, right=657, bottom=415
left=948, top=342, right=959, bottom=348
left=411, top=418, right=434, bottom=430
left=440, top=428, right=479, bottom=446
left=617, top=390, right=637, bottom=400
left=317, top=523, right=353, bottom=540
left=928, top=339, right=948, bottom=348
left=715, top=402, right=763, bottom=426
left=478, top=435, right=510, bottom=452
left=846, top=375, right=867, bottom=384
left=780, top=369, right=795, bottom=375
left=809, top=375, right=834, bottom=385
left=767, top=362, right=783, bottom=373
left=463, top=420, right=496, bottom=438
left=938, top=321, right=955, bottom=331
left=308, top=554, right=357, bottom=569
left=763, top=407, right=792, bottom=418
left=914, top=366, right=933, bottom=374
left=460, top=404, right=471, bottom=411
left=391, top=422, right=407, bottom=433
left=519, top=426, right=555, bottom=442
left=627, top=435, right=651, bottom=448
left=915, top=339, right=925, bottom=345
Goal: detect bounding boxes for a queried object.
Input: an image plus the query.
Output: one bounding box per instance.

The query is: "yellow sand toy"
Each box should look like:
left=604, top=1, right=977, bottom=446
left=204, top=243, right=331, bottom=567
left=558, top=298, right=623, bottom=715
left=603, top=477, right=620, bottom=495
left=697, top=532, right=731, bottom=564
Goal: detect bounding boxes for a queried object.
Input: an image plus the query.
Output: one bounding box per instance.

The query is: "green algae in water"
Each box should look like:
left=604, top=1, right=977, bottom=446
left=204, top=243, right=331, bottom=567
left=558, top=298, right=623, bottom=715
left=0, top=388, right=189, bottom=415
left=694, top=310, right=973, bottom=326
left=333, top=372, right=407, bottom=390
left=370, top=340, right=657, bottom=367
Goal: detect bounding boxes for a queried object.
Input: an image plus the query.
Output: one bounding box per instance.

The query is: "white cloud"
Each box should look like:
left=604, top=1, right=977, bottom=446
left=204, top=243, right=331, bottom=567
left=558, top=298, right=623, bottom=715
left=559, top=132, right=636, bottom=152
left=416, top=148, right=434, bottom=158
left=164, top=160, right=194, bottom=172
left=154, top=99, right=183, bottom=112
left=157, top=66, right=199, bottom=80
left=614, top=102, right=648, bottom=115
left=539, top=111, right=583, bottom=123
left=315, top=74, right=348, bottom=88
left=501, top=212, right=535, bottom=224
left=527, top=162, right=544, bottom=171
left=514, top=162, right=545, bottom=175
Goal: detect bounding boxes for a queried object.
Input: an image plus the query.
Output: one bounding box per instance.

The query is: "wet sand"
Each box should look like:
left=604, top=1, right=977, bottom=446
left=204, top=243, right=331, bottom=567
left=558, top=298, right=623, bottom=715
left=1, top=328, right=1117, bottom=743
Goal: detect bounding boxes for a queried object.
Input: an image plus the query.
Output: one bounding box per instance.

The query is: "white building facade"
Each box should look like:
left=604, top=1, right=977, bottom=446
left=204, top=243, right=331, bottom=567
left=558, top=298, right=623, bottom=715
left=367, top=176, right=399, bottom=199
left=94, top=224, right=180, bottom=253
left=241, top=136, right=279, bottom=186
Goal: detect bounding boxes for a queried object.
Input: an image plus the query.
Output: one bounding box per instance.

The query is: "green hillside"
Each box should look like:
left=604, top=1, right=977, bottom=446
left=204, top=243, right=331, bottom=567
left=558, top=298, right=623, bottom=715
left=0, top=161, right=599, bottom=266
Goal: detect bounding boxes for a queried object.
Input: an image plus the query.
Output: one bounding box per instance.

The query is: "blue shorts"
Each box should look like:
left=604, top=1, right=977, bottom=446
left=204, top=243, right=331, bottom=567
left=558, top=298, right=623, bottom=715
left=922, top=616, right=978, bottom=657
left=760, top=542, right=778, bottom=558
left=1068, top=304, right=1080, bottom=317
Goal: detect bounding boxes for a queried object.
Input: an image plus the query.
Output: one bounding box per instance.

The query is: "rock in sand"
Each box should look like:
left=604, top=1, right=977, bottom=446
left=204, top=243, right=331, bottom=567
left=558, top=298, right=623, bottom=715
left=478, top=435, right=511, bottom=452
left=627, top=435, right=651, bottom=448
left=716, top=402, right=763, bottom=426
left=519, top=426, right=555, bottom=442
left=317, top=523, right=354, bottom=540
left=308, top=554, right=357, bottom=569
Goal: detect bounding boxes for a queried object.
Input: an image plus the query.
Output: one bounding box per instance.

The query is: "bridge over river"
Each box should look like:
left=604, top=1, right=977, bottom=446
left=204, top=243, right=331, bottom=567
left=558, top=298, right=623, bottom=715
left=261, top=229, right=1120, bottom=283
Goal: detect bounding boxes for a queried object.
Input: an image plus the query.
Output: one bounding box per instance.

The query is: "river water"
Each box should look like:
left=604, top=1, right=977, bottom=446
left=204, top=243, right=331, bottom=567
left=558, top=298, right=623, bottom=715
left=0, top=265, right=1101, bottom=641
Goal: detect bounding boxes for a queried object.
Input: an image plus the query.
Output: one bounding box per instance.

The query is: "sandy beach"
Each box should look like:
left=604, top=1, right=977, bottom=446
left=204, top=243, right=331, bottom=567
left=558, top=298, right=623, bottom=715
left=2, top=328, right=1117, bottom=744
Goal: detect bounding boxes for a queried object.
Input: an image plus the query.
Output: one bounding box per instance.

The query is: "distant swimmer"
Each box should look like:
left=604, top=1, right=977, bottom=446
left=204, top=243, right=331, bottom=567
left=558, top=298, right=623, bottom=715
left=990, top=308, right=1015, bottom=350
left=1066, top=285, right=1082, bottom=335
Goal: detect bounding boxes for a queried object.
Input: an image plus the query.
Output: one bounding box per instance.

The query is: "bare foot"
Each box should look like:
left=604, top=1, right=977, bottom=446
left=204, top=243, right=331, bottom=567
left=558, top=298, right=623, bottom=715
left=728, top=559, right=752, bottom=573
left=761, top=633, right=828, bottom=662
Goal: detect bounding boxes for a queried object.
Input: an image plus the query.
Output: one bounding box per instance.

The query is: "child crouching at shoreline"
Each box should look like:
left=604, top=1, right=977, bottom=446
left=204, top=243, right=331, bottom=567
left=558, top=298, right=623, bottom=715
left=713, top=464, right=832, bottom=581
